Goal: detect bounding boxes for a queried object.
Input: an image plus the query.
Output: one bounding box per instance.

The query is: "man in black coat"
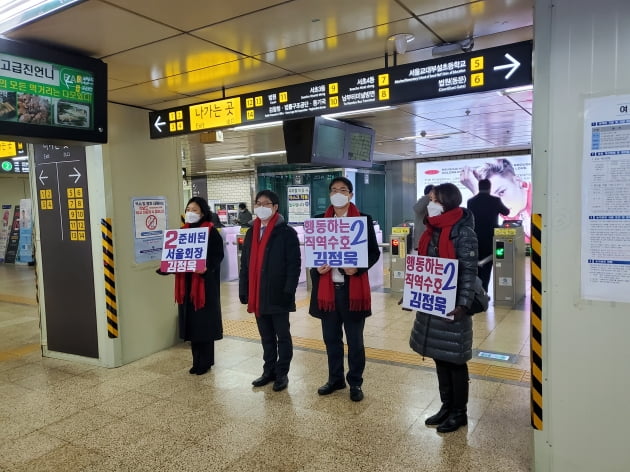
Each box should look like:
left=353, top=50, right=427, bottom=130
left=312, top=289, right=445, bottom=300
left=467, top=178, right=509, bottom=292
left=308, top=177, right=380, bottom=402
left=239, top=190, right=301, bottom=392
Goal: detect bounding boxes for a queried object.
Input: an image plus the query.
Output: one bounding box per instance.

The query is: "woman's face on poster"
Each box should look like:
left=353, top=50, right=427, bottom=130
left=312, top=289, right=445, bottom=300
left=488, top=174, right=527, bottom=217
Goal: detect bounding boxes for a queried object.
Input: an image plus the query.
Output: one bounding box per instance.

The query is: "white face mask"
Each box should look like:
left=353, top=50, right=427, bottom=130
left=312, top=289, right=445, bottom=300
left=254, top=206, right=273, bottom=220
left=330, top=193, right=349, bottom=208
left=427, top=201, right=444, bottom=217
left=184, top=211, right=201, bottom=224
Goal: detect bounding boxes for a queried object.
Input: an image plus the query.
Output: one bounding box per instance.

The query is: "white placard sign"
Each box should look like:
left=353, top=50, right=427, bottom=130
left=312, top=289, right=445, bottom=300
left=401, top=254, right=459, bottom=318
left=303, top=216, right=368, bottom=268
left=160, top=227, right=209, bottom=273
left=581, top=94, right=630, bottom=302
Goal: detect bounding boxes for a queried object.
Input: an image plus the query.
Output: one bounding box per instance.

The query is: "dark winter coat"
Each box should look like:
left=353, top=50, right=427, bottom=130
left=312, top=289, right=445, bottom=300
left=308, top=212, right=381, bottom=320
left=409, top=208, right=478, bottom=364
left=239, top=215, right=301, bottom=314
left=467, top=192, right=509, bottom=258
left=178, top=225, right=224, bottom=343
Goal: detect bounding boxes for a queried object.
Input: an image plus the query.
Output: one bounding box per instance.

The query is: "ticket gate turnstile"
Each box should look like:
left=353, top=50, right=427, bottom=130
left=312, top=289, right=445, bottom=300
left=389, top=226, right=411, bottom=293
left=493, top=223, right=525, bottom=305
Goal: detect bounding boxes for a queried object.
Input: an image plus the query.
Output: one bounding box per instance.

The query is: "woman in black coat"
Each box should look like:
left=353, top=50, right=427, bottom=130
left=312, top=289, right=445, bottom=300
left=159, top=196, right=224, bottom=375
left=409, top=183, right=478, bottom=433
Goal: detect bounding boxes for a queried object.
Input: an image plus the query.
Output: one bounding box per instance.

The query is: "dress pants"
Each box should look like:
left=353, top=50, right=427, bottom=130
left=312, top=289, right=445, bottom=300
left=255, top=311, right=293, bottom=377
left=191, top=341, right=214, bottom=372
left=321, top=285, right=366, bottom=387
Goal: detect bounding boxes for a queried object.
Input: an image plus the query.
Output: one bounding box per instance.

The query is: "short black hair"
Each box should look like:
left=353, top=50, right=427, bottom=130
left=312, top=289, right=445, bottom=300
left=433, top=183, right=462, bottom=212
left=423, top=184, right=434, bottom=195
left=186, top=196, right=212, bottom=222
left=238, top=202, right=247, bottom=210
left=255, top=189, right=279, bottom=206
left=329, top=176, right=353, bottom=193
left=478, top=179, right=491, bottom=192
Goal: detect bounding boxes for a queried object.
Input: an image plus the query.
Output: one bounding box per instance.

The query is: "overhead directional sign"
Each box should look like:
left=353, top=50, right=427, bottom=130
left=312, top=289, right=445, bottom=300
left=0, top=141, right=26, bottom=158
left=149, top=40, right=532, bottom=139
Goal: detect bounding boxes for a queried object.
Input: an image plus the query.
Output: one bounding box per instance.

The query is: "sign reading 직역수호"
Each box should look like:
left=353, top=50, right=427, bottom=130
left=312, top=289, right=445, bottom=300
left=160, top=227, right=209, bottom=273
left=149, top=41, right=532, bottom=139
left=401, top=255, right=459, bottom=319
left=0, top=38, right=107, bottom=144
left=303, top=216, right=368, bottom=268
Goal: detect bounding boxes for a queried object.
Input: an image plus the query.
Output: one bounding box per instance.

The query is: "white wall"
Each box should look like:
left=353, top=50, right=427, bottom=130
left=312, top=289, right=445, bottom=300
left=206, top=172, right=255, bottom=206
left=102, top=103, right=182, bottom=365
left=0, top=174, right=30, bottom=205
left=533, top=1, right=630, bottom=470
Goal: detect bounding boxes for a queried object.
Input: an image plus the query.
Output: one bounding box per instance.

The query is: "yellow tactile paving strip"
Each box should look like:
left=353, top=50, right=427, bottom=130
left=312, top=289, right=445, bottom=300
left=223, top=319, right=531, bottom=384
left=0, top=343, right=40, bottom=362
left=0, top=294, right=38, bottom=306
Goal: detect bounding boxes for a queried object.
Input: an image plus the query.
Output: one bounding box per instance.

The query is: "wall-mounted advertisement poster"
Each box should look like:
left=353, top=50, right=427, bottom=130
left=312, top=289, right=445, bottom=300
left=417, top=154, right=532, bottom=241
left=581, top=94, right=630, bottom=303
left=132, top=197, right=167, bottom=264
left=288, top=185, right=311, bottom=224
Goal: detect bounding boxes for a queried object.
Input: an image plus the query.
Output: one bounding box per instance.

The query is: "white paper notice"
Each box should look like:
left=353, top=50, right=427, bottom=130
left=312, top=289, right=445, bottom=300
left=582, top=95, right=630, bottom=302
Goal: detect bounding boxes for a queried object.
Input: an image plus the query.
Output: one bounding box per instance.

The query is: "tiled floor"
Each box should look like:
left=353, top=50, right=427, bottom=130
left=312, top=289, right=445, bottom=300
left=0, top=263, right=532, bottom=471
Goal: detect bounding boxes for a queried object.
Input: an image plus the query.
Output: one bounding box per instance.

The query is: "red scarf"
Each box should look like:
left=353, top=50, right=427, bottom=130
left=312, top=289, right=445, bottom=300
left=317, top=203, right=371, bottom=312
left=175, top=221, right=213, bottom=311
left=417, top=208, right=463, bottom=258
left=247, top=211, right=280, bottom=316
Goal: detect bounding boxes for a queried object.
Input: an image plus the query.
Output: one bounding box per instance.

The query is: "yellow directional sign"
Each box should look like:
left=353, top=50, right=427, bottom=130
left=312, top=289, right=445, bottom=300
left=189, top=98, right=242, bottom=131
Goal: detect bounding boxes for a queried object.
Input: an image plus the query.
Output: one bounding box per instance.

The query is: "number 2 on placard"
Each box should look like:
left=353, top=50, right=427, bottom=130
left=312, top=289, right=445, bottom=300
left=164, top=230, right=178, bottom=249
left=442, top=262, right=457, bottom=290
left=350, top=220, right=367, bottom=245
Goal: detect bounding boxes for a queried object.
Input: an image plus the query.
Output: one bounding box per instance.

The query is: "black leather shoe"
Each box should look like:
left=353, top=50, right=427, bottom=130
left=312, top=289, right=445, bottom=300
left=350, top=386, right=364, bottom=402
left=189, top=367, right=197, bottom=374
left=436, top=410, right=467, bottom=433
left=252, top=374, right=275, bottom=387
left=317, top=381, right=346, bottom=395
left=425, top=405, right=450, bottom=426
left=272, top=375, right=289, bottom=392
left=196, top=366, right=210, bottom=376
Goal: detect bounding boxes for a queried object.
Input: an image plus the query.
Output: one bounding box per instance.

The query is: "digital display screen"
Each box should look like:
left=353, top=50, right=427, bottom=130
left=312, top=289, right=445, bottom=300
left=0, top=38, right=107, bottom=144
left=346, top=129, right=373, bottom=162
left=314, top=122, right=345, bottom=161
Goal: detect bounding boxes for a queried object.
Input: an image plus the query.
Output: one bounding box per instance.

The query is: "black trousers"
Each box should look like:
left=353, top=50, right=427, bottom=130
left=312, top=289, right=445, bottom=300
left=255, top=311, right=293, bottom=377
left=434, top=359, right=469, bottom=410
left=320, top=286, right=366, bottom=387
left=191, top=341, right=214, bottom=371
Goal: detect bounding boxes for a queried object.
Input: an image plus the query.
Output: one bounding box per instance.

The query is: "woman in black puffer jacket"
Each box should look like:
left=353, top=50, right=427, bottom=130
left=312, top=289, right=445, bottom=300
left=409, top=183, right=478, bottom=433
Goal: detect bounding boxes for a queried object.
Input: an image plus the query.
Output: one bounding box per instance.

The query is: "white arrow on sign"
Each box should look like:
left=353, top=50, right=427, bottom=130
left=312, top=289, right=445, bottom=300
left=154, top=115, right=166, bottom=133
left=38, top=169, right=48, bottom=186
left=493, top=53, right=521, bottom=80
left=69, top=167, right=81, bottom=184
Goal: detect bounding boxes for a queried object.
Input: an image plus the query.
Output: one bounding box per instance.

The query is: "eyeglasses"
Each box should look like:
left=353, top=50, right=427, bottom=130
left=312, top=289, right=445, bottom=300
left=254, top=201, right=274, bottom=207
left=330, top=187, right=350, bottom=195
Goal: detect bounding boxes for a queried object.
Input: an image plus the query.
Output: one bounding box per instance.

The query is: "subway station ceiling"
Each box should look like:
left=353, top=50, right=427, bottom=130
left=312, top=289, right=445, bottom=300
left=3, top=0, right=534, bottom=175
